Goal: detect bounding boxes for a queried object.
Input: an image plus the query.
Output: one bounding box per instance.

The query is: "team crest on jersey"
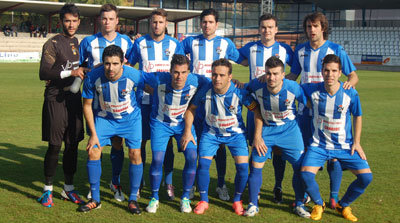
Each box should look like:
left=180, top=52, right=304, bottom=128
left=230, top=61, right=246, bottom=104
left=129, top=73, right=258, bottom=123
left=71, top=45, right=77, bottom=55
left=228, top=105, right=236, bottom=114
left=275, top=54, right=280, bottom=58
left=184, top=94, right=190, bottom=101
left=121, top=89, right=131, bottom=96
left=284, top=99, right=291, bottom=106
left=337, top=105, right=344, bottom=113
left=216, top=47, right=222, bottom=54
left=165, top=49, right=170, bottom=56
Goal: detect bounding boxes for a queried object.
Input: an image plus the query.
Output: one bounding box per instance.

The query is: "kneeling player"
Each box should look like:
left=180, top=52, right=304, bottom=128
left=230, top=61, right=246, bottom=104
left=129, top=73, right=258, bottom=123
left=301, top=54, right=372, bottom=221
left=81, top=45, right=143, bottom=214
left=245, top=56, right=310, bottom=218
left=181, top=59, right=257, bottom=215
left=144, top=54, right=209, bottom=214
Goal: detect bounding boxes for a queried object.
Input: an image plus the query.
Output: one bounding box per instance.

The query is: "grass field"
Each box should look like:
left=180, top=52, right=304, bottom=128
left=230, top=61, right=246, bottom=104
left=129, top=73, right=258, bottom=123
left=0, top=63, right=399, bottom=222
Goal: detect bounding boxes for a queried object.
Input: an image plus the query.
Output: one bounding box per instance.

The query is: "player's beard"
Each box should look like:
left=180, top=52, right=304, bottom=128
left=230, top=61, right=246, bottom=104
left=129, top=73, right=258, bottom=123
left=63, top=26, right=76, bottom=38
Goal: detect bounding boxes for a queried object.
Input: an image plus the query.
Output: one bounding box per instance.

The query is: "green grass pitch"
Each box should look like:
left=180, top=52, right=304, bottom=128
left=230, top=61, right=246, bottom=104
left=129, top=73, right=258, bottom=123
left=0, top=63, right=399, bottom=222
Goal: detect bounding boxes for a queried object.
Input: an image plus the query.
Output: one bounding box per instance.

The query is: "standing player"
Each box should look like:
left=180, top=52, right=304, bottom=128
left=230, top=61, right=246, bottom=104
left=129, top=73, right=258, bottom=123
left=182, top=9, right=240, bottom=201
left=237, top=13, right=294, bottom=203
left=80, top=45, right=143, bottom=214
left=79, top=3, right=132, bottom=202
left=181, top=59, right=257, bottom=215
left=286, top=12, right=359, bottom=208
left=38, top=3, right=86, bottom=207
left=301, top=54, right=372, bottom=221
left=143, top=55, right=208, bottom=213
left=126, top=9, right=184, bottom=199
left=244, top=57, right=309, bottom=218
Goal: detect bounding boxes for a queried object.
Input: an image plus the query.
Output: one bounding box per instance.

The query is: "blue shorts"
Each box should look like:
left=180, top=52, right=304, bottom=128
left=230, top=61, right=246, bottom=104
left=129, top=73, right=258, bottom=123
left=199, top=133, right=248, bottom=157
left=94, top=114, right=142, bottom=149
left=141, top=104, right=151, bottom=141
left=252, top=121, right=304, bottom=164
left=246, top=111, right=255, bottom=145
left=302, top=146, right=370, bottom=170
left=150, top=118, right=197, bottom=152
left=298, top=107, right=312, bottom=147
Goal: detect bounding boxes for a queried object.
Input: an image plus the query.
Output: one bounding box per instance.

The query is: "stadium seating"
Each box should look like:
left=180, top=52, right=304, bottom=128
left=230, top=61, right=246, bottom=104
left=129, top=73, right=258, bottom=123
left=330, top=26, right=400, bottom=56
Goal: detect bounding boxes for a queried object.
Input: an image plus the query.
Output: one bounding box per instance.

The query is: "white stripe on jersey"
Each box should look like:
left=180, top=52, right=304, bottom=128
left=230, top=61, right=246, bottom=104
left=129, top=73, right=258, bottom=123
left=90, top=38, right=101, bottom=68
left=219, top=39, right=228, bottom=58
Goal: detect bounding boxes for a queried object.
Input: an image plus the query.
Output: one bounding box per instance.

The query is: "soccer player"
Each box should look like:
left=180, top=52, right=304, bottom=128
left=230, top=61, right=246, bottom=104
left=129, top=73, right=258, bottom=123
left=237, top=13, right=294, bottom=203
left=286, top=12, right=359, bottom=208
left=79, top=3, right=133, bottom=202
left=126, top=8, right=185, bottom=199
left=38, top=3, right=86, bottom=207
left=143, top=54, right=208, bottom=213
left=301, top=54, right=372, bottom=221
left=244, top=57, right=309, bottom=218
left=182, top=9, right=240, bottom=201
left=80, top=45, right=143, bottom=214
left=181, top=59, right=257, bottom=215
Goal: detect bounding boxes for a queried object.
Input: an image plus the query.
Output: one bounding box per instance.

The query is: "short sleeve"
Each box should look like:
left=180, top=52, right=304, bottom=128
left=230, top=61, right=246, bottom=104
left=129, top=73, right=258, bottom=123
left=237, top=44, right=250, bottom=64
left=79, top=37, right=89, bottom=66
left=126, top=40, right=141, bottom=66
left=141, top=71, right=158, bottom=88
left=283, top=44, right=294, bottom=67
left=349, top=90, right=362, bottom=116
left=226, top=38, right=240, bottom=62
left=290, top=47, right=302, bottom=75
left=182, top=37, right=192, bottom=55
left=174, top=41, right=185, bottom=55
left=82, top=73, right=94, bottom=99
left=337, top=46, right=356, bottom=76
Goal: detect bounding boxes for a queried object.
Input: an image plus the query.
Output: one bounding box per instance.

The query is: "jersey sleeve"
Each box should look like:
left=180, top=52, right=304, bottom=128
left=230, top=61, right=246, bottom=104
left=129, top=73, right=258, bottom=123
left=301, top=83, right=313, bottom=98
left=237, top=43, right=250, bottom=64
left=283, top=43, right=294, bottom=67
left=82, top=73, right=94, bottom=99
left=240, top=88, right=257, bottom=111
left=126, top=40, right=141, bottom=66
left=191, top=85, right=208, bottom=107
left=290, top=47, right=302, bottom=75
left=182, top=37, right=192, bottom=55
left=141, top=71, right=158, bottom=88
left=79, top=37, right=90, bottom=66
left=196, top=73, right=212, bottom=88
left=337, top=45, right=356, bottom=76
left=39, top=39, right=63, bottom=80
left=294, top=82, right=307, bottom=105
left=226, top=38, right=240, bottom=62
left=349, top=89, right=362, bottom=116
left=174, top=41, right=185, bottom=55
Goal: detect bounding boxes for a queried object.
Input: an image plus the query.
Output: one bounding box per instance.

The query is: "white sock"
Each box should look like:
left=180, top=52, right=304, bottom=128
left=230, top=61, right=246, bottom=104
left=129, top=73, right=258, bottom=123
left=64, top=184, right=74, bottom=192
left=44, top=185, right=53, bottom=191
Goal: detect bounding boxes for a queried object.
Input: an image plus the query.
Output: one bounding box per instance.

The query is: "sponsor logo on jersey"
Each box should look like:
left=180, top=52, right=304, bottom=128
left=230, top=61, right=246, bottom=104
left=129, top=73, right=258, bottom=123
left=194, top=43, right=203, bottom=47
left=94, top=46, right=105, bottom=49
left=300, top=54, right=309, bottom=57
left=251, top=50, right=261, bottom=53
left=208, top=114, right=217, bottom=123
left=162, top=104, right=169, bottom=112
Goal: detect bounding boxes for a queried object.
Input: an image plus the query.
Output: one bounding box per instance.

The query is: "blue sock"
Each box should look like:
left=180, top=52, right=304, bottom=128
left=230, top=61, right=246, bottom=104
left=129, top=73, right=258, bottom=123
left=129, top=163, right=143, bottom=201
left=198, top=158, right=212, bottom=202
left=248, top=166, right=262, bottom=206
left=327, top=160, right=342, bottom=199
left=163, top=143, right=174, bottom=185
left=340, top=173, right=372, bottom=207
left=140, top=143, right=146, bottom=186
left=149, top=151, right=165, bottom=200
left=182, top=147, right=197, bottom=199
left=301, top=171, right=323, bottom=205
left=110, top=146, right=124, bottom=186
left=215, top=145, right=227, bottom=188
left=291, top=161, right=306, bottom=207
left=273, top=153, right=286, bottom=190
left=87, top=159, right=101, bottom=202
left=233, top=163, right=249, bottom=202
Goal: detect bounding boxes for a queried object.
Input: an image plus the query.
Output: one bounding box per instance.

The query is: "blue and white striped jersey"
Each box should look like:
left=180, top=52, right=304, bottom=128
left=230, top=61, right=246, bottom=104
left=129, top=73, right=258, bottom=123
left=126, top=34, right=184, bottom=72
left=182, top=35, right=240, bottom=78
left=247, top=79, right=306, bottom=126
left=143, top=72, right=209, bottom=127
left=192, top=82, right=256, bottom=137
left=291, top=40, right=356, bottom=84
left=238, top=41, right=294, bottom=80
left=82, top=65, right=142, bottom=119
left=302, top=82, right=362, bottom=150
left=79, top=32, right=132, bottom=68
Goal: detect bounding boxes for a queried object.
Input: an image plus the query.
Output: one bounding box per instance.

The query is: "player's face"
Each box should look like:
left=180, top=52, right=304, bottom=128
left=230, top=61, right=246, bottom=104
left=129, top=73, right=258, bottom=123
left=265, top=66, right=285, bottom=89
left=212, top=65, right=232, bottom=93
left=101, top=10, right=119, bottom=34
left=104, top=56, right=123, bottom=81
left=322, top=62, right=341, bottom=87
left=62, top=13, right=80, bottom=37
left=201, top=15, right=218, bottom=38
left=171, top=64, right=189, bottom=90
left=259, top=19, right=278, bottom=42
left=306, top=20, right=324, bottom=42
left=151, top=15, right=167, bottom=37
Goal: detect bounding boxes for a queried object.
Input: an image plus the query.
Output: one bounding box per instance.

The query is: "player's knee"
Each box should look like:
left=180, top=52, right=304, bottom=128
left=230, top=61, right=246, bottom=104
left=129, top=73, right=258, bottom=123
left=357, top=173, right=373, bottom=188
left=88, top=149, right=101, bottom=160
left=129, top=149, right=142, bottom=164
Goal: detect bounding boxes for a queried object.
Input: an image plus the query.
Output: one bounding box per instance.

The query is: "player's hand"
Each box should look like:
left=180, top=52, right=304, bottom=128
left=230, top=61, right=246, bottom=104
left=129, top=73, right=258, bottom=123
left=232, top=78, right=244, bottom=89
left=351, top=142, right=367, bottom=160
left=71, top=67, right=89, bottom=80
left=180, top=132, right=196, bottom=151
left=343, top=81, right=354, bottom=90
left=133, top=33, right=142, bottom=41
left=87, top=135, right=101, bottom=152
left=252, top=136, right=268, bottom=157
left=144, top=84, right=154, bottom=95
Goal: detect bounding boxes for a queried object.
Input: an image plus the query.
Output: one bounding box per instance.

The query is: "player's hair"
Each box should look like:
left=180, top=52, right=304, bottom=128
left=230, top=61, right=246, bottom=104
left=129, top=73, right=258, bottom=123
left=322, top=54, right=342, bottom=70
left=200, top=9, right=219, bottom=23
left=59, top=3, right=80, bottom=20
left=303, top=12, right=329, bottom=40
left=259, top=13, right=278, bottom=27
left=100, top=3, right=118, bottom=16
left=151, top=8, right=168, bottom=19
left=170, top=54, right=190, bottom=71
left=212, top=58, right=232, bottom=74
left=265, top=56, right=284, bottom=72
left=102, top=45, right=124, bottom=63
